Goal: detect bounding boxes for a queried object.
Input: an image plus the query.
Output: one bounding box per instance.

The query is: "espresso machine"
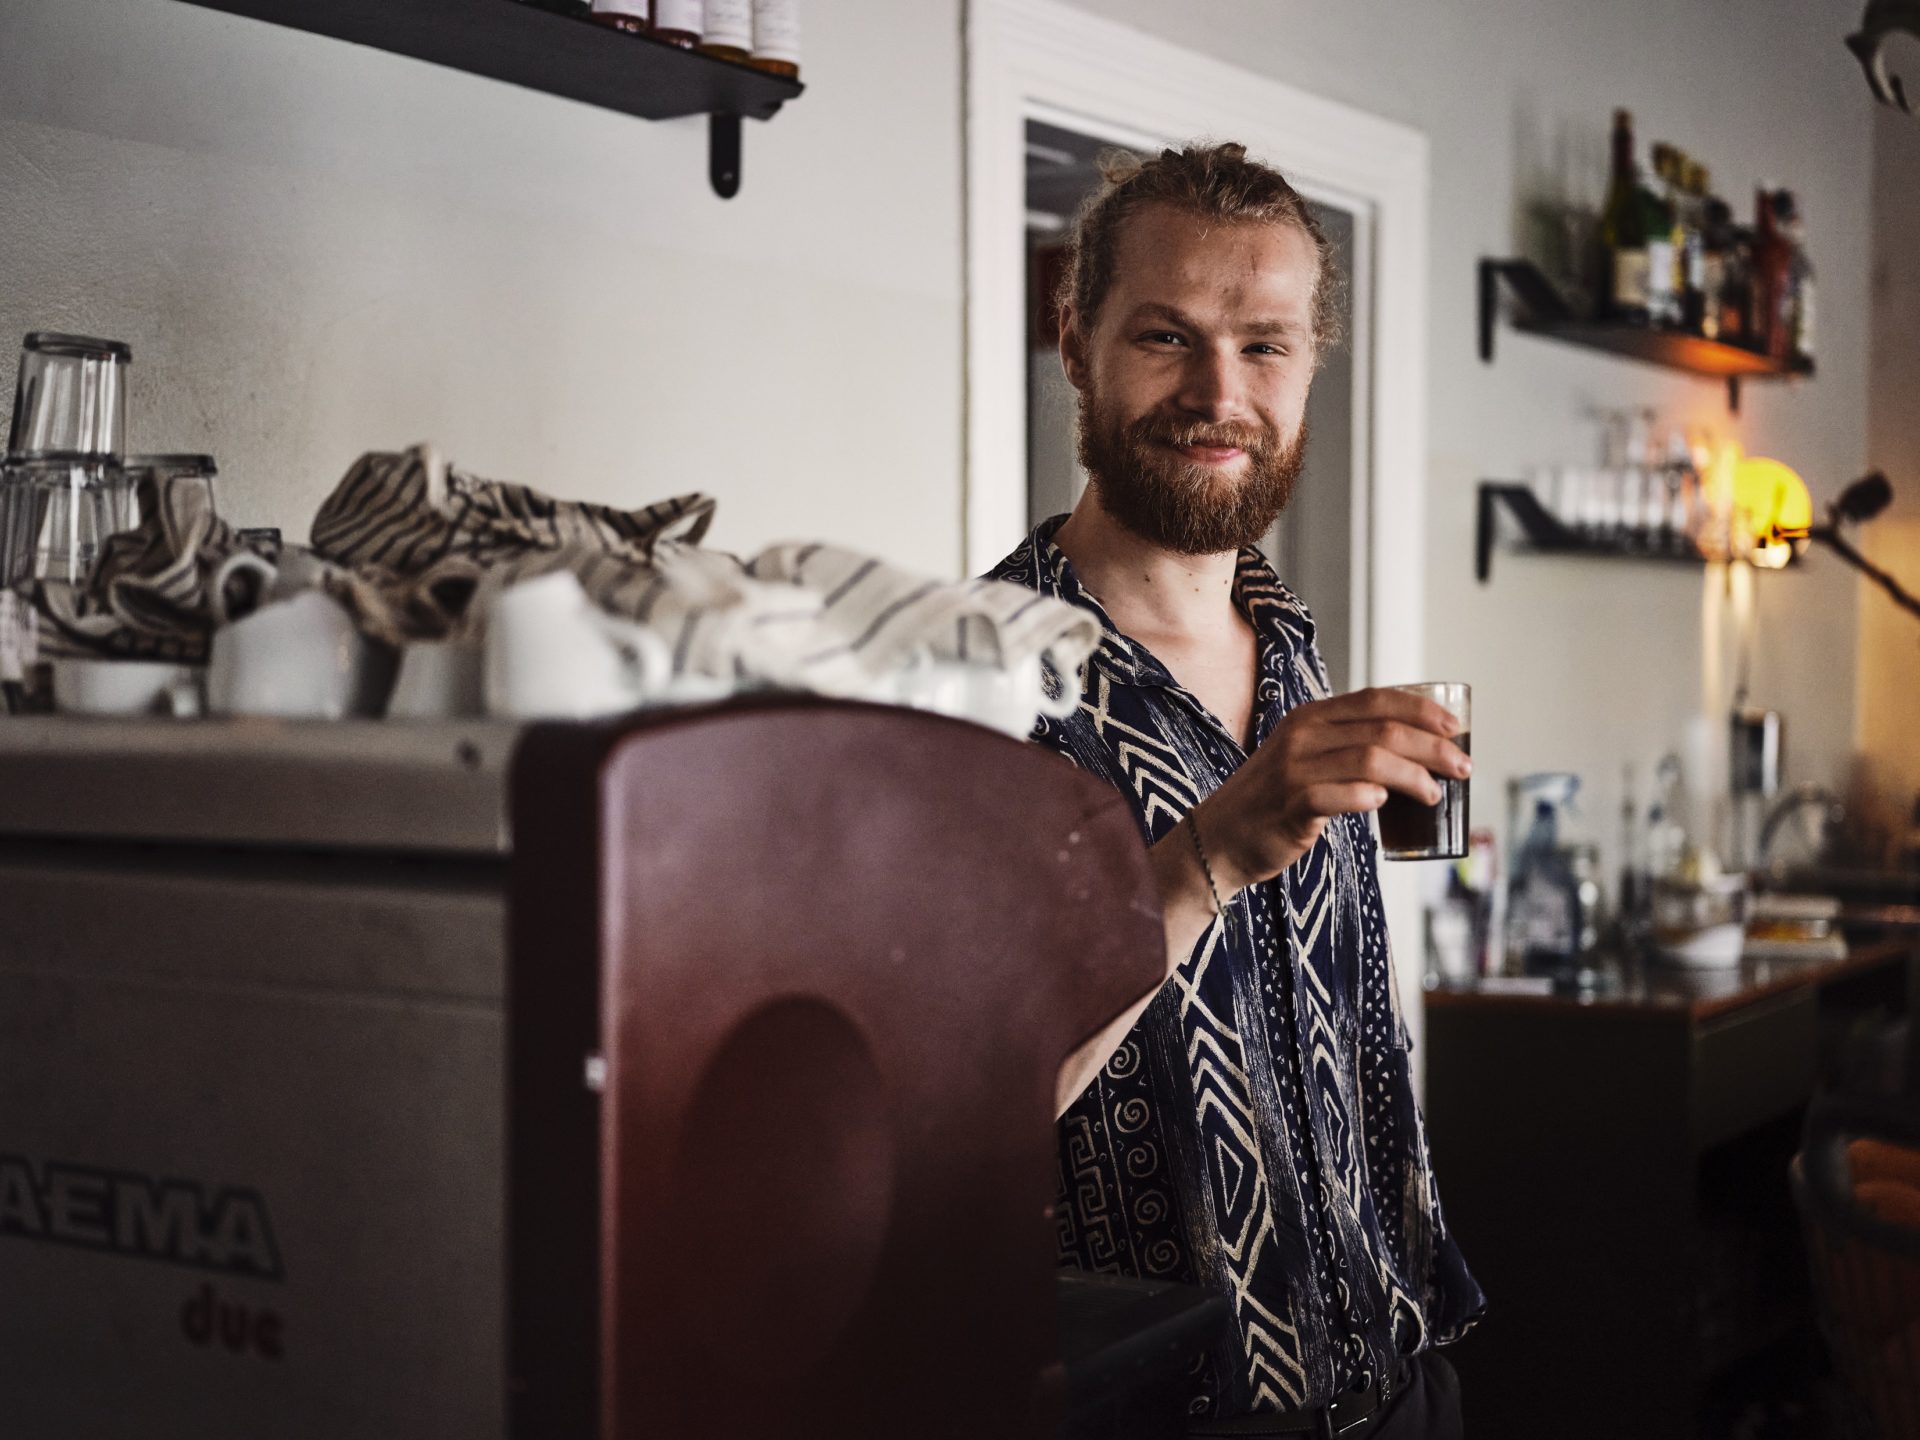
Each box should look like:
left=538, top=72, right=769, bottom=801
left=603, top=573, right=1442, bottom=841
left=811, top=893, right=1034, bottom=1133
left=0, top=702, right=1224, bottom=1439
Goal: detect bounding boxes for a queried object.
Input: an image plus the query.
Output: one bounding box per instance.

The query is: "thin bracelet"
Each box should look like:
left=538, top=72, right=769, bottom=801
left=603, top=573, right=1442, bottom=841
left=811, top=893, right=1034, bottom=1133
left=1187, top=812, right=1229, bottom=922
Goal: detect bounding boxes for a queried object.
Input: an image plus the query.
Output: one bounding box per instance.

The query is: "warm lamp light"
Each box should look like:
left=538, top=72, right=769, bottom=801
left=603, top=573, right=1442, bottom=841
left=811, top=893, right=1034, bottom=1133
left=1734, top=456, right=1813, bottom=568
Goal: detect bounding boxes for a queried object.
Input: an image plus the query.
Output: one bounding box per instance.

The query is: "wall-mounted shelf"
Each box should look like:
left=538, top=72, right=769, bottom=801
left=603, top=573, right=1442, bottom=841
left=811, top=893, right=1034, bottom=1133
left=178, top=0, right=804, bottom=197
left=1479, top=259, right=1813, bottom=413
left=1474, top=481, right=1800, bottom=582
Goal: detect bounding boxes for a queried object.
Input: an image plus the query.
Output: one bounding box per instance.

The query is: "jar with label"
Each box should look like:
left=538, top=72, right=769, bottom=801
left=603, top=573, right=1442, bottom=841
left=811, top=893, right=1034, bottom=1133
left=651, top=0, right=702, bottom=47
left=701, top=0, right=751, bottom=61
left=587, top=0, right=648, bottom=33
left=750, top=0, right=800, bottom=79
left=588, top=0, right=649, bottom=33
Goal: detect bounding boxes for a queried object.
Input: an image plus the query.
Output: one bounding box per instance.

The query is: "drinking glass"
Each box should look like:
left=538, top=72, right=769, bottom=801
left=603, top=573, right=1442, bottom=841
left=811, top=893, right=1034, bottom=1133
left=0, top=453, right=136, bottom=588
left=125, top=453, right=219, bottom=520
left=1378, top=681, right=1472, bottom=861
left=7, top=332, right=130, bottom=459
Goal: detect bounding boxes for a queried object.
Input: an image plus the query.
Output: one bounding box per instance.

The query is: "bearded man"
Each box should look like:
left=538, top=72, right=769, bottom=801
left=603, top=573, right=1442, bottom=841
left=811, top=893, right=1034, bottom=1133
left=988, top=144, right=1483, bottom=1439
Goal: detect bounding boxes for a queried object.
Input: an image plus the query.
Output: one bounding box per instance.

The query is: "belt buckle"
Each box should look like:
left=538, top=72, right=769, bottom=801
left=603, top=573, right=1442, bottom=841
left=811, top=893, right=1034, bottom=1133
left=1332, top=1403, right=1373, bottom=1438
left=1325, top=1366, right=1391, bottom=1440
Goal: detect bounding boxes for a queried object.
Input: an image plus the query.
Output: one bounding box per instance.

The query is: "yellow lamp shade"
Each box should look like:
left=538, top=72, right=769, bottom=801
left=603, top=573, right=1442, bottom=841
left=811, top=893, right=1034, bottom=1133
left=1734, top=457, right=1812, bottom=569
left=1734, top=457, right=1813, bottom=540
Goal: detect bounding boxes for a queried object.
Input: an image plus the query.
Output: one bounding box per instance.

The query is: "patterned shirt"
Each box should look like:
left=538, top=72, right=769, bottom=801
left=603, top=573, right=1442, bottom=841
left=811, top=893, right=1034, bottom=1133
left=988, top=518, right=1484, bottom=1419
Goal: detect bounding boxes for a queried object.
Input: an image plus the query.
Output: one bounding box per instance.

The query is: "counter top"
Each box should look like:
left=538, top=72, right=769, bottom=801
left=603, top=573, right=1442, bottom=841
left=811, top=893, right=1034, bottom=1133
left=1425, top=936, right=1917, bottom=1022
left=0, top=716, right=520, bottom=855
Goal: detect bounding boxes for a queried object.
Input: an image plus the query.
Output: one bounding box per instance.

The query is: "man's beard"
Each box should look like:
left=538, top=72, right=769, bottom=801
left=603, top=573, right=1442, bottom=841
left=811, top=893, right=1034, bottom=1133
left=1075, top=392, right=1306, bottom=556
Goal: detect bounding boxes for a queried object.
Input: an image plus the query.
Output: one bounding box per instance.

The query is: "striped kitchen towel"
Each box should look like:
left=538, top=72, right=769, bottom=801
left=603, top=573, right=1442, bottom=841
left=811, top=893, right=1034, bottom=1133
left=34, top=444, right=1102, bottom=701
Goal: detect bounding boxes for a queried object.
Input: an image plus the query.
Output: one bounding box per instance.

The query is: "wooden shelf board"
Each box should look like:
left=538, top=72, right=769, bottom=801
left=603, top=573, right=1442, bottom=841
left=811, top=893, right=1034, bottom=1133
left=1513, top=318, right=1815, bottom=381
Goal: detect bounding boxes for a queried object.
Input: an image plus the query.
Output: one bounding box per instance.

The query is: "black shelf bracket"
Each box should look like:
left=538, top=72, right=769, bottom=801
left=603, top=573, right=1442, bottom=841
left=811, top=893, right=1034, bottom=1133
left=709, top=113, right=741, bottom=199
left=1475, top=480, right=1801, bottom=582
left=1478, top=259, right=1572, bottom=364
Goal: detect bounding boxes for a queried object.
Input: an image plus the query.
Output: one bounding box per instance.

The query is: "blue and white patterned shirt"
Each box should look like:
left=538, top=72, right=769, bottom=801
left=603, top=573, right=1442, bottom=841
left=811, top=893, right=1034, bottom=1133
left=988, top=518, right=1484, bottom=1419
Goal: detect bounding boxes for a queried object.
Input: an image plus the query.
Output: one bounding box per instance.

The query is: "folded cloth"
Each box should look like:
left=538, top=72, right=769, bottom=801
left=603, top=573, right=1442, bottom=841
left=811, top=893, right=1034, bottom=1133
left=30, top=443, right=1102, bottom=704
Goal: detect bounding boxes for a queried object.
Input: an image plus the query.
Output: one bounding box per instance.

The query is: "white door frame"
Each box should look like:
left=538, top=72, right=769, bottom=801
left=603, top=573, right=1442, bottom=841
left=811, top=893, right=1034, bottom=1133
left=964, top=0, right=1436, bottom=1060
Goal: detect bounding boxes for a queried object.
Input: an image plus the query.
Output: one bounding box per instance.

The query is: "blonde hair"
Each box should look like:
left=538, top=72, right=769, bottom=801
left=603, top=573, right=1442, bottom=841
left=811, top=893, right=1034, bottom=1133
left=1059, top=142, right=1344, bottom=357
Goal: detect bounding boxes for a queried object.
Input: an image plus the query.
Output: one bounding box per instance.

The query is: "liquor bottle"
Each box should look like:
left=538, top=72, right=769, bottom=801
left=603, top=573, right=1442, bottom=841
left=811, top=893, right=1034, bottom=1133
left=1679, top=162, right=1709, bottom=334
left=1700, top=192, right=1731, bottom=341
left=1652, top=145, right=1689, bottom=328
left=1775, top=189, right=1816, bottom=363
left=651, top=0, right=702, bottom=46
left=700, top=0, right=751, bottom=61
left=1600, top=110, right=1650, bottom=324
left=749, top=0, right=800, bottom=79
left=1750, top=187, right=1793, bottom=361
left=1642, top=144, right=1678, bottom=329
left=1719, top=218, right=1755, bottom=348
left=588, top=0, right=648, bottom=32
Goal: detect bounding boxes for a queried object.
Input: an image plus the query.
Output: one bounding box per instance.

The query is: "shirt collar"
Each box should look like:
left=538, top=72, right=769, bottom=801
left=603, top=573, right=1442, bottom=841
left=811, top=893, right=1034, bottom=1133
left=1018, top=515, right=1317, bottom=688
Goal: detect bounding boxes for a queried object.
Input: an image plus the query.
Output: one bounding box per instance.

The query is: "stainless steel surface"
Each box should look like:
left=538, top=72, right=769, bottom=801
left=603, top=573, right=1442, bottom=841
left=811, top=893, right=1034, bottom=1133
left=0, top=717, right=519, bottom=853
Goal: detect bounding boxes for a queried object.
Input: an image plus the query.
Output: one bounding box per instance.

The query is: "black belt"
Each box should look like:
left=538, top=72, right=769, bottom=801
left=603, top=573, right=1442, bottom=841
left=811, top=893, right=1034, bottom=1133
left=1184, top=1358, right=1413, bottom=1438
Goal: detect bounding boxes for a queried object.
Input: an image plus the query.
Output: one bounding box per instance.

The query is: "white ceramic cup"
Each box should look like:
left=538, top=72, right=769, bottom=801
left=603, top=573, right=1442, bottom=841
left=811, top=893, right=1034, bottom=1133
left=483, top=571, right=671, bottom=720
left=879, top=650, right=1078, bottom=738
left=207, top=590, right=368, bottom=719
left=51, top=658, right=199, bottom=717
left=211, top=549, right=333, bottom=622
left=386, top=641, right=485, bottom=720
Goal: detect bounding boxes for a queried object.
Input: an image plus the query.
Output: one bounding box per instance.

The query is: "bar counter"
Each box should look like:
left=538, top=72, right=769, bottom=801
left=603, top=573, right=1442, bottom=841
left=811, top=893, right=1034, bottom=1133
left=1423, top=934, right=1918, bottom=1440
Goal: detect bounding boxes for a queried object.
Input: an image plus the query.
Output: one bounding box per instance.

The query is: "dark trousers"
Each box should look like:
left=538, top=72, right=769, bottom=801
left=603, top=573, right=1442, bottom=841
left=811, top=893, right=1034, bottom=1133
left=1370, top=1351, right=1462, bottom=1440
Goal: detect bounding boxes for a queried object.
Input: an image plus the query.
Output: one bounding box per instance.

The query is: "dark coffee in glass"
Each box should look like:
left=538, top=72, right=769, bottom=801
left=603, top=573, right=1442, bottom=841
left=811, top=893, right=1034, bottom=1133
left=1378, top=733, right=1470, bottom=860
left=1378, top=681, right=1471, bottom=861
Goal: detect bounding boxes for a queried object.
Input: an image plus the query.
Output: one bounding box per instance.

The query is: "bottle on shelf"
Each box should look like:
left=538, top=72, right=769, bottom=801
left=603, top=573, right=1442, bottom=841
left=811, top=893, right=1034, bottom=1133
left=1700, top=191, right=1733, bottom=341
left=1719, top=216, right=1756, bottom=349
left=651, top=0, right=703, bottom=47
left=1651, top=144, right=1692, bottom=329
left=1775, top=189, right=1816, bottom=364
left=1750, top=186, right=1797, bottom=361
left=1600, top=109, right=1651, bottom=325
left=588, top=0, right=649, bottom=33
left=1641, top=144, right=1678, bottom=329
left=699, top=0, right=751, bottom=61
left=1678, top=161, right=1710, bottom=334
left=749, top=0, right=800, bottom=79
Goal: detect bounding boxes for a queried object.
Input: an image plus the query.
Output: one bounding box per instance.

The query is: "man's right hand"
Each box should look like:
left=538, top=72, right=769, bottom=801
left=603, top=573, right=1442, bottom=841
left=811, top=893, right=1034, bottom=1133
left=1195, top=687, right=1471, bottom=894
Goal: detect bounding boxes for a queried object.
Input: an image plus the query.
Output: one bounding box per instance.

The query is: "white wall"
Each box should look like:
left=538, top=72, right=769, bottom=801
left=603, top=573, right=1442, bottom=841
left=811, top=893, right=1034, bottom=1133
left=0, top=0, right=1886, bottom=881
left=1058, top=0, right=1878, bottom=875
left=0, top=0, right=963, bottom=575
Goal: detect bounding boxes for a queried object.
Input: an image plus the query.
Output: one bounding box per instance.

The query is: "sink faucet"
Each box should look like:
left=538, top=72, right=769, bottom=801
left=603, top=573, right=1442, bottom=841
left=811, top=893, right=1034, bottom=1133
left=1758, top=785, right=1847, bottom=879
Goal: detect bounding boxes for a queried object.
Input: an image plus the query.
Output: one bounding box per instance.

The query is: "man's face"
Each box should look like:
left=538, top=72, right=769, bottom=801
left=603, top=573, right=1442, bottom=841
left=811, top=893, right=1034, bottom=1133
left=1062, top=203, right=1319, bottom=556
